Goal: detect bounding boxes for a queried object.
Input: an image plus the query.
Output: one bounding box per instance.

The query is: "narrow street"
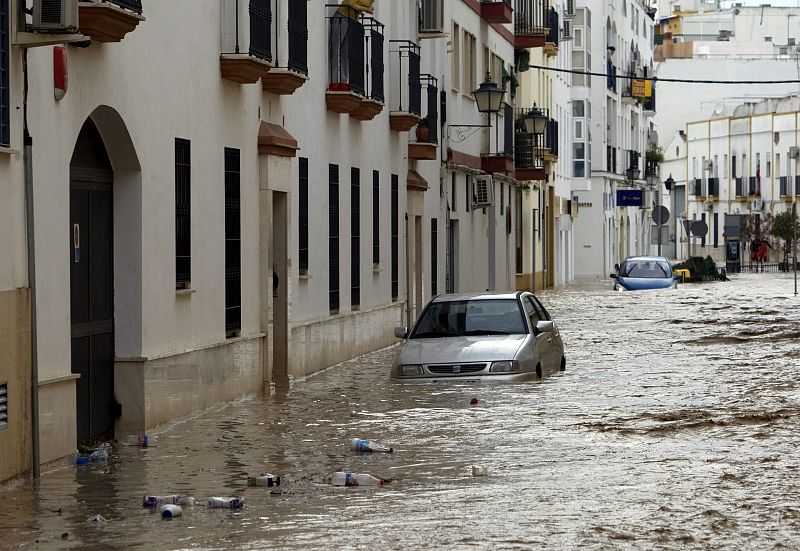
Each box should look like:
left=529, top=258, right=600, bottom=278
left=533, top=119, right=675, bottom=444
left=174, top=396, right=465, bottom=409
left=2, top=273, right=799, bottom=550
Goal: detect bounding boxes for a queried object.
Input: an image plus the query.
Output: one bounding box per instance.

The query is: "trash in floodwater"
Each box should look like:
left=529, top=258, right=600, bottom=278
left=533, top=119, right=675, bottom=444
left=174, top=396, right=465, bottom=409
left=160, top=505, right=182, bottom=519
left=207, top=497, right=245, bottom=509
left=351, top=438, right=394, bottom=453
left=470, top=398, right=479, bottom=406
left=472, top=465, right=488, bottom=477
left=125, top=434, right=158, bottom=447
left=143, top=496, right=195, bottom=508
left=75, top=455, right=91, bottom=465
left=87, top=514, right=108, bottom=525
left=331, top=472, right=385, bottom=486
left=247, top=474, right=281, bottom=487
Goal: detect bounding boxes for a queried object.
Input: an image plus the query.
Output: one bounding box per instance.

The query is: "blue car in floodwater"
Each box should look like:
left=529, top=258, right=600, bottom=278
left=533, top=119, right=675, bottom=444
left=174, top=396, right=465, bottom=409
left=610, top=256, right=680, bottom=291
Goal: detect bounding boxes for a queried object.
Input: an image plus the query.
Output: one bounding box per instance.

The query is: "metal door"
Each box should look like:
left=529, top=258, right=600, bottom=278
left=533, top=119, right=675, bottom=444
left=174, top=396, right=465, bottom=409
left=70, top=119, right=116, bottom=443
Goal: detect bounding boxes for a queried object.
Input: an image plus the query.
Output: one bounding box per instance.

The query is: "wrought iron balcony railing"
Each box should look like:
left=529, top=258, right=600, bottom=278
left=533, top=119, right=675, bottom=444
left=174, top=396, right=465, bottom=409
left=735, top=177, right=744, bottom=196
left=329, top=11, right=365, bottom=94
left=515, top=0, right=549, bottom=37
left=107, top=0, right=143, bottom=14
left=389, top=40, right=422, bottom=115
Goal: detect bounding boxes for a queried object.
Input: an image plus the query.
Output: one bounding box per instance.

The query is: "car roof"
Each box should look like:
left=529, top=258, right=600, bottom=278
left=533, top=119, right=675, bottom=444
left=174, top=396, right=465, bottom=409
left=431, top=291, right=522, bottom=303
left=622, top=256, right=670, bottom=262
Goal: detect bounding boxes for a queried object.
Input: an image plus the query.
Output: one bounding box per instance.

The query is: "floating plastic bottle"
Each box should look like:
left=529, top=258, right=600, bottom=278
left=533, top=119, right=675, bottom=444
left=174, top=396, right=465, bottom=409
left=75, top=455, right=91, bottom=465
left=143, top=495, right=195, bottom=508
left=207, top=497, right=245, bottom=509
left=247, top=474, right=281, bottom=487
left=160, top=505, right=182, bottom=519
left=90, top=449, right=108, bottom=462
left=471, top=465, right=489, bottom=477
left=87, top=514, right=108, bottom=525
left=331, top=472, right=385, bottom=487
left=350, top=438, right=394, bottom=453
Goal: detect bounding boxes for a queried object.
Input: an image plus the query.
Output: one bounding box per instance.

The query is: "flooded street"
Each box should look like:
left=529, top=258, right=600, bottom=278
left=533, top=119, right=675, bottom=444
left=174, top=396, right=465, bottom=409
left=2, top=273, right=800, bottom=550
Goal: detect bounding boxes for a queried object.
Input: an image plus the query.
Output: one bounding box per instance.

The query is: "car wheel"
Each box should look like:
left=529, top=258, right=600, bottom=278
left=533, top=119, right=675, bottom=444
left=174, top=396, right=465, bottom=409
left=560, top=356, right=566, bottom=371
left=535, top=363, right=542, bottom=379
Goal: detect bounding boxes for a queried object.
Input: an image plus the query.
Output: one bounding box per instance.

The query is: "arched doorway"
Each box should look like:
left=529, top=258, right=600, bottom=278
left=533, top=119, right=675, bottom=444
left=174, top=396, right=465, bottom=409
left=70, top=118, right=117, bottom=443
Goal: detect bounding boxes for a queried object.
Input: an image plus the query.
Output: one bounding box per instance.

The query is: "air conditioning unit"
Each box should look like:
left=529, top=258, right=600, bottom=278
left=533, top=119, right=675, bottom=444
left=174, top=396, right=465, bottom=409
left=790, top=146, right=800, bottom=159
left=472, top=175, right=495, bottom=207
left=704, top=159, right=713, bottom=171
left=33, top=0, right=79, bottom=32
left=561, top=20, right=573, bottom=40
left=565, top=0, right=575, bottom=18
left=419, top=0, right=444, bottom=35
left=751, top=200, right=764, bottom=211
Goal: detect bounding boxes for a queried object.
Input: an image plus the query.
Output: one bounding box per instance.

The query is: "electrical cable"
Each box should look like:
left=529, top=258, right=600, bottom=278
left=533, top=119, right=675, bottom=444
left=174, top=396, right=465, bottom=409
left=526, top=64, right=800, bottom=85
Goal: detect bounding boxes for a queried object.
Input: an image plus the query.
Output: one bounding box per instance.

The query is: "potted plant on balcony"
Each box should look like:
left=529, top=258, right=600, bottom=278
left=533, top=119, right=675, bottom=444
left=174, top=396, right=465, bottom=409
left=415, top=118, right=429, bottom=142
left=646, top=147, right=664, bottom=164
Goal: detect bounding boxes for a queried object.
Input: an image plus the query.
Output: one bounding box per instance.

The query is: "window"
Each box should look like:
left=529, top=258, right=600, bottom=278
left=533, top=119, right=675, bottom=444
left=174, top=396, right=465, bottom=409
left=776, top=154, right=781, bottom=177
left=224, top=148, right=241, bottom=336
left=500, top=183, right=504, bottom=214
left=732, top=155, right=737, bottom=178
left=299, top=157, right=309, bottom=274
left=574, top=28, right=583, bottom=48
left=767, top=160, right=771, bottom=178
left=0, top=0, right=9, bottom=148
left=451, top=172, right=457, bottom=211
left=701, top=213, right=706, bottom=248
left=574, top=120, right=583, bottom=140
left=451, top=23, right=460, bottom=91
left=713, top=212, right=718, bottom=248
left=724, top=154, right=728, bottom=178
left=462, top=31, right=476, bottom=92
left=351, top=167, right=360, bottom=309
left=465, top=174, right=472, bottom=212
left=391, top=174, right=399, bottom=302
left=431, top=218, right=438, bottom=296
left=572, top=100, right=585, bottom=117
left=175, top=138, right=191, bottom=288
left=372, top=170, right=379, bottom=265
left=329, top=164, right=340, bottom=313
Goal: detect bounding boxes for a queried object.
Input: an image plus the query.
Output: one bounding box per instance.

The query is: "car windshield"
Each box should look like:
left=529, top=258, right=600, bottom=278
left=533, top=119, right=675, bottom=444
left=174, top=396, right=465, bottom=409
left=410, top=299, right=527, bottom=338
left=620, top=260, right=672, bottom=278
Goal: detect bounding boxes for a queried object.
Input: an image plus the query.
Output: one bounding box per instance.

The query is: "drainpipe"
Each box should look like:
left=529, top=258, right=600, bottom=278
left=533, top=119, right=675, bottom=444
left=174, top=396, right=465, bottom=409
left=22, top=47, right=40, bottom=479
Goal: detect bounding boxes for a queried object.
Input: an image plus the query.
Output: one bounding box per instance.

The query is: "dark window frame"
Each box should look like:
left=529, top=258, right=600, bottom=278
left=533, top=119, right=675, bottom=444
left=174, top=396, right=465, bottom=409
left=329, top=164, right=340, bottom=313
left=391, top=174, right=399, bottom=301
left=0, top=0, right=9, bottom=148
left=351, top=167, right=361, bottom=309
left=175, top=138, right=191, bottom=288
left=431, top=218, right=438, bottom=296
left=299, top=157, right=309, bottom=274
left=372, top=170, right=379, bottom=265
left=224, top=148, right=242, bottom=337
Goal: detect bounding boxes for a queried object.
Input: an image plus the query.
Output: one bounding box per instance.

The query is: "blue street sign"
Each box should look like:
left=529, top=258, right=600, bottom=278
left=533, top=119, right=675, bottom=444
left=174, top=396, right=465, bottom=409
left=616, top=189, right=644, bottom=207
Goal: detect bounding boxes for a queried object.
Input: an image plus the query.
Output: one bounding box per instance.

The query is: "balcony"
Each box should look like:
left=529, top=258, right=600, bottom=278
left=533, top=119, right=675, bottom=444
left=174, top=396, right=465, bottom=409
left=692, top=178, right=702, bottom=197
left=480, top=0, right=513, bottom=24
left=350, top=17, right=385, bottom=120
left=748, top=176, right=760, bottom=197
left=543, top=8, right=559, bottom=56
left=707, top=177, right=719, bottom=197
left=408, top=75, right=439, bottom=161
left=261, top=0, right=309, bottom=95
left=388, top=41, right=421, bottom=131
left=606, top=60, right=617, bottom=93
left=735, top=177, right=744, bottom=197
left=220, top=0, right=274, bottom=84
left=481, top=103, right=514, bottom=175
left=78, top=0, right=145, bottom=43
left=643, top=86, right=657, bottom=115
left=514, top=0, right=549, bottom=49
left=514, top=109, right=546, bottom=181
left=326, top=10, right=366, bottom=113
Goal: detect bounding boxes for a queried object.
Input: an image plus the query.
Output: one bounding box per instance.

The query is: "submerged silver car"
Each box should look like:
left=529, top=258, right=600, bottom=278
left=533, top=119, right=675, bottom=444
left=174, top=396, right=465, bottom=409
left=391, top=292, right=566, bottom=382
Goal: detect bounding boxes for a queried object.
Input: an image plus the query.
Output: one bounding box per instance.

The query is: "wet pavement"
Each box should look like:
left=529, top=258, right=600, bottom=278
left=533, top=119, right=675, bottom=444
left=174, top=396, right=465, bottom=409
left=2, top=273, right=800, bottom=550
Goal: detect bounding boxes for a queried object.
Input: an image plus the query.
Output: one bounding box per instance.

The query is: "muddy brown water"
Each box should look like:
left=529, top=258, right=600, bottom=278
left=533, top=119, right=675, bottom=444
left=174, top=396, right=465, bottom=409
left=2, top=273, right=799, bottom=550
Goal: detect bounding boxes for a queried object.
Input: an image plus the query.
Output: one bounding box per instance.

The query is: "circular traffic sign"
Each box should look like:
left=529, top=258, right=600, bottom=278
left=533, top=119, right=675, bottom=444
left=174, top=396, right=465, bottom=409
left=691, top=220, right=708, bottom=237
left=652, top=206, right=670, bottom=225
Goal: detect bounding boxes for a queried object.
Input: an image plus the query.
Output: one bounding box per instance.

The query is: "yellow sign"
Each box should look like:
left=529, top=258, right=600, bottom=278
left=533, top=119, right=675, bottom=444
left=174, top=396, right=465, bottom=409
left=631, top=79, right=653, bottom=98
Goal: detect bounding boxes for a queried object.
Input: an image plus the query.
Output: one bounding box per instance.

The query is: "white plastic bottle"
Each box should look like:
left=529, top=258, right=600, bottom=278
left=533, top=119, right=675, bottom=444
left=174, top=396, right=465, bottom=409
left=160, top=505, right=182, bottom=519
left=143, top=495, right=194, bottom=508
left=247, top=474, right=281, bottom=487
left=350, top=438, right=394, bottom=453
left=331, top=472, right=385, bottom=486
left=207, top=497, right=245, bottom=509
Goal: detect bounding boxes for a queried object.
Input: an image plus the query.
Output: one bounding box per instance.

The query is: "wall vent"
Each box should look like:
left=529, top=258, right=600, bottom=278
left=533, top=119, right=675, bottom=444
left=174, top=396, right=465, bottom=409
left=0, top=383, right=8, bottom=430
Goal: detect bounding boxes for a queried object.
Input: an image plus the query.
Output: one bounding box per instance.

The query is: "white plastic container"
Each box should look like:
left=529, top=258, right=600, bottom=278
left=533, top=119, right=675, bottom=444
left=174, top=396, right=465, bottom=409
left=350, top=438, right=394, bottom=453
left=87, top=514, right=108, bottom=525
left=247, top=474, right=281, bottom=487
left=143, top=495, right=194, bottom=508
left=471, top=465, right=489, bottom=477
left=207, top=497, right=245, bottom=509
left=331, top=472, right=385, bottom=486
left=160, top=505, right=182, bottom=519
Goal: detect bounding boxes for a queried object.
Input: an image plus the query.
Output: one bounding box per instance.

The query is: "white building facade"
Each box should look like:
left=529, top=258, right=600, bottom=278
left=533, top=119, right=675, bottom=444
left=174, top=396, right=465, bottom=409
left=572, top=0, right=658, bottom=277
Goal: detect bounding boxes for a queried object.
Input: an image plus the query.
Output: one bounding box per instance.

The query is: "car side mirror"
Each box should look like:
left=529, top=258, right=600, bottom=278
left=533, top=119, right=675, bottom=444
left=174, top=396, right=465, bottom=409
left=535, top=320, right=554, bottom=333
left=610, top=273, right=618, bottom=279
left=393, top=326, right=408, bottom=339
left=614, top=263, right=620, bottom=272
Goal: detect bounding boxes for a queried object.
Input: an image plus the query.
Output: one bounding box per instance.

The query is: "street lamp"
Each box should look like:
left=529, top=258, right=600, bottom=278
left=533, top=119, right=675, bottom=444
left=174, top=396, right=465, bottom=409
left=625, top=166, right=640, bottom=182
left=664, top=174, right=675, bottom=190
left=473, top=72, right=505, bottom=114
left=520, top=104, right=548, bottom=135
